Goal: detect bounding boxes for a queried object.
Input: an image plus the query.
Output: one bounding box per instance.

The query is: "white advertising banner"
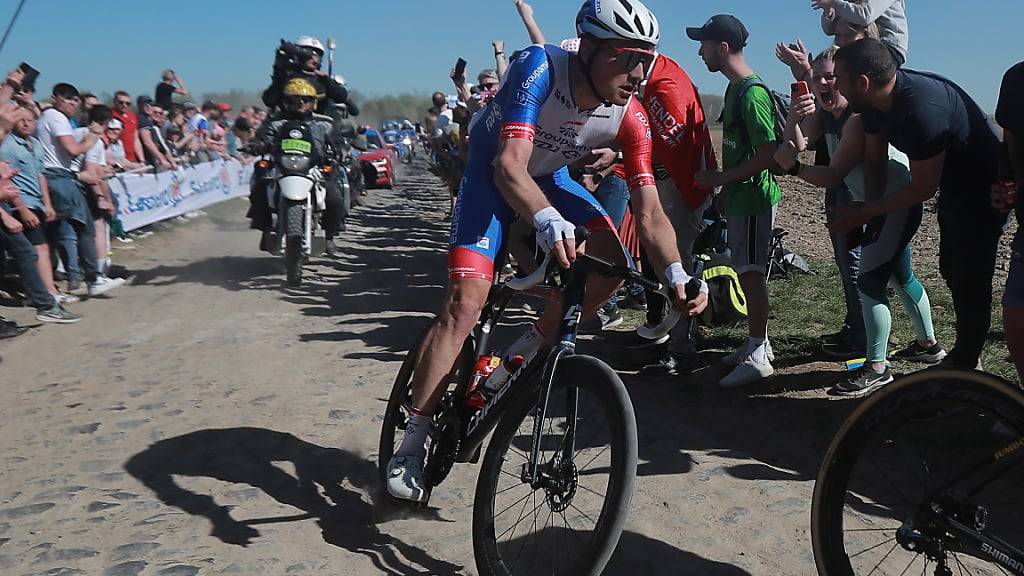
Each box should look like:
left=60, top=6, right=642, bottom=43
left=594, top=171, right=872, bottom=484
left=108, top=158, right=253, bottom=232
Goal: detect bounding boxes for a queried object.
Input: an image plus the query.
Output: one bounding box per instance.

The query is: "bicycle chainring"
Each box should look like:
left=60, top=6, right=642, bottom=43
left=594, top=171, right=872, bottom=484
left=424, top=408, right=461, bottom=488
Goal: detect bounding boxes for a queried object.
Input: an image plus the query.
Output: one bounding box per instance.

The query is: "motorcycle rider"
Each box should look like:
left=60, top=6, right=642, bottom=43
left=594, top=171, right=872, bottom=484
left=262, top=36, right=348, bottom=120
left=247, top=78, right=347, bottom=256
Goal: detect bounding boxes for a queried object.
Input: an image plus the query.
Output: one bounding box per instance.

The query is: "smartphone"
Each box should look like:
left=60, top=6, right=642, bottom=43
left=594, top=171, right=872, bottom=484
left=454, top=58, right=468, bottom=78
left=791, top=81, right=809, bottom=99
left=18, top=62, right=39, bottom=90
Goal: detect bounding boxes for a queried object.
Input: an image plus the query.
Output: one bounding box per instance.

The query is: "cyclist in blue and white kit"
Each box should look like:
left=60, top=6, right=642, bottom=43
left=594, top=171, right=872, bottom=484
left=387, top=0, right=709, bottom=503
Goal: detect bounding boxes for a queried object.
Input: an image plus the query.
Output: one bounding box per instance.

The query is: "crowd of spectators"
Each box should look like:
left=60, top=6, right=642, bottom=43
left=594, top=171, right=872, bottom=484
left=0, top=66, right=263, bottom=336
left=422, top=0, right=1023, bottom=391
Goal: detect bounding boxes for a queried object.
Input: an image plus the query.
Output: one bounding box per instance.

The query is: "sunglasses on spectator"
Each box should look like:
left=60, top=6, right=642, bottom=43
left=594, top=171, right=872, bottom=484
left=607, top=46, right=655, bottom=74
left=116, top=99, right=131, bottom=106
left=480, top=82, right=499, bottom=90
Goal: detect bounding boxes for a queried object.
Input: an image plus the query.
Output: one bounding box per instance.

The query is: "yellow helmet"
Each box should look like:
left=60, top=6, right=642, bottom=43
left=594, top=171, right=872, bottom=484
left=283, top=77, right=318, bottom=98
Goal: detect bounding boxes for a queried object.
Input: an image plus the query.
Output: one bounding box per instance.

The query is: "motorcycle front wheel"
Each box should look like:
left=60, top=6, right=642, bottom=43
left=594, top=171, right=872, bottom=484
left=284, top=199, right=304, bottom=287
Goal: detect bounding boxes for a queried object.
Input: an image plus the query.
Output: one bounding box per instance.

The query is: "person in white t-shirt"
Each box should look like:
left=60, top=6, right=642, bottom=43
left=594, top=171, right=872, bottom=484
left=72, top=105, right=118, bottom=275
left=33, top=83, right=122, bottom=296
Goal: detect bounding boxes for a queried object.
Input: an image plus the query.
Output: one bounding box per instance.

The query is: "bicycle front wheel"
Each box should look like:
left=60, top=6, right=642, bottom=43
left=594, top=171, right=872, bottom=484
left=472, top=355, right=638, bottom=576
left=812, top=369, right=1024, bottom=576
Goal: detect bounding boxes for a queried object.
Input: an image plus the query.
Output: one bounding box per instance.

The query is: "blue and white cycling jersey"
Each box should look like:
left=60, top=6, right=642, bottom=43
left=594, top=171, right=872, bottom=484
left=449, top=44, right=655, bottom=282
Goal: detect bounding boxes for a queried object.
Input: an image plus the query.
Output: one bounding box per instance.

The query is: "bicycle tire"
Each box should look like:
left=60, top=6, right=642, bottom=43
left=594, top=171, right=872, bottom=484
left=377, top=319, right=474, bottom=488
left=812, top=369, right=1024, bottom=576
left=472, top=355, right=638, bottom=576
left=284, top=200, right=304, bottom=286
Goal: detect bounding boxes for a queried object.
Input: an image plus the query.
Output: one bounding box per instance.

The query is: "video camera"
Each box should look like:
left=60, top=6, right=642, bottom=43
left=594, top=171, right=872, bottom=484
left=274, top=39, right=316, bottom=73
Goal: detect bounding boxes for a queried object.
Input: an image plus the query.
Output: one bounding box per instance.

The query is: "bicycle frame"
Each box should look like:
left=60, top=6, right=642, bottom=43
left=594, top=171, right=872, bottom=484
left=917, top=439, right=1024, bottom=573
left=453, top=261, right=590, bottom=482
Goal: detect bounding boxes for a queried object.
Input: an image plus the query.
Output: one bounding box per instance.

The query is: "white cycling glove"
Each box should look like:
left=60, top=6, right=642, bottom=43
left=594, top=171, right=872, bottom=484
left=532, top=207, right=576, bottom=254
left=665, top=262, right=709, bottom=295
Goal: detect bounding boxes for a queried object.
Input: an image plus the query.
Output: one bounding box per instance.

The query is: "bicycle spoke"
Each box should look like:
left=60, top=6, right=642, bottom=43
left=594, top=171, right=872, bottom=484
left=568, top=502, right=599, bottom=527
left=951, top=552, right=979, bottom=576
left=850, top=537, right=897, bottom=559
left=897, top=553, right=921, bottom=576
left=560, top=510, right=590, bottom=548
left=509, top=491, right=541, bottom=574
left=578, top=444, right=611, bottom=472
left=495, top=490, right=536, bottom=521
left=575, top=482, right=606, bottom=501
left=867, top=542, right=899, bottom=576
left=845, top=527, right=902, bottom=532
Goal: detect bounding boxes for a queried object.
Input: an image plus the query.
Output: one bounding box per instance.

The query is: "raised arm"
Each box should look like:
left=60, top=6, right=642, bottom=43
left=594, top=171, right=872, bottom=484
left=514, top=0, right=546, bottom=45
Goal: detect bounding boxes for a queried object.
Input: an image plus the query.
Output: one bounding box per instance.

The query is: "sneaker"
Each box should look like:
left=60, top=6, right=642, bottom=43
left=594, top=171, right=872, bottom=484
left=892, top=341, right=947, bottom=364
left=723, top=340, right=775, bottom=366
left=822, top=339, right=865, bottom=360
left=259, top=231, right=277, bottom=253
left=115, top=236, right=134, bottom=244
left=386, top=455, right=428, bottom=503
left=599, top=303, right=624, bottom=330
left=640, top=353, right=708, bottom=378
left=55, top=292, right=80, bottom=305
left=36, top=303, right=82, bottom=324
left=0, top=322, right=29, bottom=339
left=720, top=356, right=774, bottom=388
left=88, top=276, right=126, bottom=296
left=828, top=366, right=894, bottom=398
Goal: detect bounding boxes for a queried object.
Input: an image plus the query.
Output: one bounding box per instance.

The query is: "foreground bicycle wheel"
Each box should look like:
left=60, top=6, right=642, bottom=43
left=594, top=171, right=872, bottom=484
left=812, top=369, right=1024, bottom=576
left=473, top=355, right=638, bottom=576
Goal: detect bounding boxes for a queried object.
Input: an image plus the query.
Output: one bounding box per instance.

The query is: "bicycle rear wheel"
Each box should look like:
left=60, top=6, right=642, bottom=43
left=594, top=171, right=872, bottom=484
left=812, top=369, right=1024, bottom=576
left=472, top=355, right=638, bottom=576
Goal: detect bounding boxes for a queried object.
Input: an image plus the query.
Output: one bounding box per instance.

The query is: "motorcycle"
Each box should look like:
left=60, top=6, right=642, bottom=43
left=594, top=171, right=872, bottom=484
left=251, top=114, right=339, bottom=286
left=397, top=129, right=417, bottom=164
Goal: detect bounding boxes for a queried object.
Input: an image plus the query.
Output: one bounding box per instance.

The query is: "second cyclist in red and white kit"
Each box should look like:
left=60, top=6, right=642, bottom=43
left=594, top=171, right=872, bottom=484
left=387, top=0, right=709, bottom=502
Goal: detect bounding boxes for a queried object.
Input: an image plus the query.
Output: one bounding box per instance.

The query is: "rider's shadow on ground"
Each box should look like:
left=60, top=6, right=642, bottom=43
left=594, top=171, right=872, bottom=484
left=124, top=427, right=465, bottom=575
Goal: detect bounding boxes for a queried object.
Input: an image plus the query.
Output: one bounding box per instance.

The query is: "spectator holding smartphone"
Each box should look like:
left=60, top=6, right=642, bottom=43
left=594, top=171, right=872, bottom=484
left=830, top=39, right=1006, bottom=370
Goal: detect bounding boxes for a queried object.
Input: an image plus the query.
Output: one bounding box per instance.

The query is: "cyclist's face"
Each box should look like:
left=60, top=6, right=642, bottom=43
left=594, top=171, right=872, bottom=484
left=589, top=39, right=654, bottom=105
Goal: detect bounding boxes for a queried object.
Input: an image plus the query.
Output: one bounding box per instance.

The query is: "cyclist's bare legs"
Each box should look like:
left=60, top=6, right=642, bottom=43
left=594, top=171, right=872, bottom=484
left=409, top=276, right=492, bottom=415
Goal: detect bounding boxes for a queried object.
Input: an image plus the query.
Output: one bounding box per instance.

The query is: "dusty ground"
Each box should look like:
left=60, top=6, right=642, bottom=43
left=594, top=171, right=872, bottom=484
left=0, top=157, right=1012, bottom=576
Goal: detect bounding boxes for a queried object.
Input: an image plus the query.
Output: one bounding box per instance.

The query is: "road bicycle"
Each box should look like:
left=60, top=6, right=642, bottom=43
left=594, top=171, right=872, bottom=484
left=378, top=230, right=689, bottom=576
left=812, top=368, right=1024, bottom=575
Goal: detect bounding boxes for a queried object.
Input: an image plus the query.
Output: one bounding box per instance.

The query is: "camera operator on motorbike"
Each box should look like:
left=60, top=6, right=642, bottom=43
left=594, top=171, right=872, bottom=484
left=247, top=78, right=347, bottom=256
left=261, top=36, right=348, bottom=121
left=385, top=0, right=711, bottom=503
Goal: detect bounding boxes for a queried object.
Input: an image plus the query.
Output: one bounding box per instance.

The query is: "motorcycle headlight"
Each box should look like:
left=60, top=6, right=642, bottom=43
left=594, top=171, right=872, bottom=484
left=402, top=137, right=412, bottom=146
left=279, top=154, right=310, bottom=172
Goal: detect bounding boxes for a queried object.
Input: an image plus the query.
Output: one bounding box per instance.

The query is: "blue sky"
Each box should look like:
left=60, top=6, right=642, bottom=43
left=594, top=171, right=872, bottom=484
left=0, top=0, right=1019, bottom=112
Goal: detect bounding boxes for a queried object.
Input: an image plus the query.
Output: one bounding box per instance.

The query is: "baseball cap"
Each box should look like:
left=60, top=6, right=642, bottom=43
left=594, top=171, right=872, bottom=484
left=686, top=14, right=749, bottom=49
left=137, top=94, right=153, bottom=105
left=107, top=119, right=123, bottom=130
left=216, top=102, right=232, bottom=112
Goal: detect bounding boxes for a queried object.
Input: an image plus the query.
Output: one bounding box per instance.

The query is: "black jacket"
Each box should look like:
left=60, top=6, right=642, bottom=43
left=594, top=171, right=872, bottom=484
left=262, top=69, right=349, bottom=117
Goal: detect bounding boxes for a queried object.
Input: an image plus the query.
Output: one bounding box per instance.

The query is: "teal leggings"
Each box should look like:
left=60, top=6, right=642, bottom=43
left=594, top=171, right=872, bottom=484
left=858, top=245, right=936, bottom=363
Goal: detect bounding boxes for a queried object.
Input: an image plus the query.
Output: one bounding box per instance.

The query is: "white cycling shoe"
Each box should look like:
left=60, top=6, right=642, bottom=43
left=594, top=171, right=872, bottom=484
left=386, top=455, right=429, bottom=503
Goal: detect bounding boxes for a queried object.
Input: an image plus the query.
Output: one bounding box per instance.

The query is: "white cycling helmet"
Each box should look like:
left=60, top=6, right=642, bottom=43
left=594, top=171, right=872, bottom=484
left=575, top=0, right=660, bottom=46
left=295, top=36, right=325, bottom=55
left=332, top=74, right=346, bottom=87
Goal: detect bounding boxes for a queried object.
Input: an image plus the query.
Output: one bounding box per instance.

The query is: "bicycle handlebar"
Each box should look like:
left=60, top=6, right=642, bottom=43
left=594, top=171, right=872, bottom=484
left=502, top=226, right=685, bottom=338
